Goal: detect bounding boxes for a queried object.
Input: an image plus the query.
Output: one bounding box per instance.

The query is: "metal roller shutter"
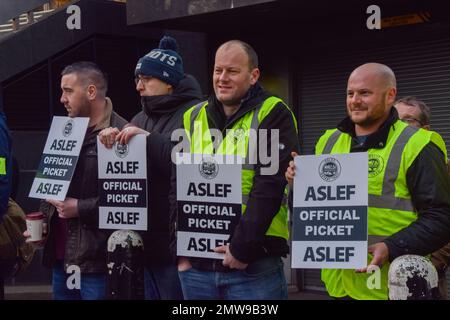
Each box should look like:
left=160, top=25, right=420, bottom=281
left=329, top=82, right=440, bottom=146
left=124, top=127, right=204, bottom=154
left=298, top=37, right=450, bottom=154
left=297, top=32, right=450, bottom=294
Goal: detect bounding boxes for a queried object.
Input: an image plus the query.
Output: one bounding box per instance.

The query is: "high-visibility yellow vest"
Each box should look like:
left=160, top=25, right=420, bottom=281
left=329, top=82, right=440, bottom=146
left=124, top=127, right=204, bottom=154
left=183, top=96, right=298, bottom=239
left=0, top=157, right=6, bottom=175
left=315, top=120, right=447, bottom=300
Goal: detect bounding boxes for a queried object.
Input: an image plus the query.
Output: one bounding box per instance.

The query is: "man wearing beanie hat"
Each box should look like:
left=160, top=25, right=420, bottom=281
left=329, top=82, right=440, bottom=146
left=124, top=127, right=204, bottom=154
left=99, top=36, right=203, bottom=300
left=134, top=36, right=184, bottom=88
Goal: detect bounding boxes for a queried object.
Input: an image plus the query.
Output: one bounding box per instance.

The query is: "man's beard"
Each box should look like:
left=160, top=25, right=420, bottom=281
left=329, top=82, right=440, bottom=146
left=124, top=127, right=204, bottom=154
left=351, top=113, right=379, bottom=127
left=73, top=100, right=90, bottom=118
left=221, top=97, right=242, bottom=108
left=350, top=94, right=388, bottom=127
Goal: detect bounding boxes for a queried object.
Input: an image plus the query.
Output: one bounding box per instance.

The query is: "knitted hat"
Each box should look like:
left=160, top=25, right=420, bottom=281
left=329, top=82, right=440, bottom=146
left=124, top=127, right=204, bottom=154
left=135, top=36, right=184, bottom=87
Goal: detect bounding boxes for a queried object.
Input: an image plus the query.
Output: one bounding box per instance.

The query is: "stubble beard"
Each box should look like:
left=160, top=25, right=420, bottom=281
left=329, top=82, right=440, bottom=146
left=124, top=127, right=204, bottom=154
left=351, top=113, right=378, bottom=127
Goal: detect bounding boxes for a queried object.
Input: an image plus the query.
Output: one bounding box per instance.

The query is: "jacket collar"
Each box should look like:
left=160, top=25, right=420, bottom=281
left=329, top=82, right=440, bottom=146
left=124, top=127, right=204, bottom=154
left=92, top=97, right=113, bottom=132
left=337, top=107, right=400, bottom=150
left=140, top=74, right=203, bottom=116
left=207, top=83, right=270, bottom=130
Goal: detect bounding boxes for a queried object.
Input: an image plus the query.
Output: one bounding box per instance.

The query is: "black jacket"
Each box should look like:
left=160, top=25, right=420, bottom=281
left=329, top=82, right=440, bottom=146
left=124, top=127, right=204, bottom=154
left=131, top=74, right=203, bottom=267
left=0, top=88, right=11, bottom=220
left=42, top=100, right=127, bottom=273
left=334, top=107, right=450, bottom=261
left=171, top=83, right=300, bottom=269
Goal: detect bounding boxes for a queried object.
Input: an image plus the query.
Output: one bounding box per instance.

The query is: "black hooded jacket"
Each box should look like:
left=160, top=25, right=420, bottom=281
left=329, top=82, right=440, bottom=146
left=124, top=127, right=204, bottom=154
left=131, top=74, right=203, bottom=267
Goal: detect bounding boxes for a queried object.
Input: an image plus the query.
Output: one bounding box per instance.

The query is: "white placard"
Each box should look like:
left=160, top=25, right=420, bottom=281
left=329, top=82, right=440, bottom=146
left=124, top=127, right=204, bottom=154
left=291, top=152, right=368, bottom=269
left=97, top=134, right=148, bottom=230
left=176, top=153, right=242, bottom=259
left=29, top=116, right=89, bottom=200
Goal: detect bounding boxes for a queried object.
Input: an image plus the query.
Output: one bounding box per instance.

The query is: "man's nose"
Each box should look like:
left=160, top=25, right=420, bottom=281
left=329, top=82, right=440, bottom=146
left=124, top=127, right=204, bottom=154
left=218, top=70, right=229, bottom=81
left=350, top=93, right=361, bottom=104
left=136, top=80, right=144, bottom=91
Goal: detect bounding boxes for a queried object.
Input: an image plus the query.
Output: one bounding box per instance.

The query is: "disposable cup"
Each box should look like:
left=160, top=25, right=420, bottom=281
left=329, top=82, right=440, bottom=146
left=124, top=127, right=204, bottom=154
left=26, top=212, right=44, bottom=242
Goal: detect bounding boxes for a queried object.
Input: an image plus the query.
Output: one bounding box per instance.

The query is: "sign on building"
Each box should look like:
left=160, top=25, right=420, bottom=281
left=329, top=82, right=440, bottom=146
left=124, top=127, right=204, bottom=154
left=97, top=134, right=148, bottom=231
left=176, top=154, right=242, bottom=259
left=29, top=116, right=89, bottom=200
left=291, top=153, right=368, bottom=269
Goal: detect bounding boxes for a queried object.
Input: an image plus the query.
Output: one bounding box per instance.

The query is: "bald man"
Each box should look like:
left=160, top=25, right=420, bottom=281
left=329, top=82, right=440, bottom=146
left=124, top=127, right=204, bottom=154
left=286, top=63, right=450, bottom=299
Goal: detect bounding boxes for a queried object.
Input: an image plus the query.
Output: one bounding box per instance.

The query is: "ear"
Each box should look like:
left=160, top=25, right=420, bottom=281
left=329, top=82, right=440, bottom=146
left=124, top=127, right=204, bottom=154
left=423, top=124, right=431, bottom=131
left=250, top=68, right=260, bottom=85
left=87, top=84, right=97, bottom=100
left=167, top=83, right=174, bottom=94
left=386, top=87, right=397, bottom=106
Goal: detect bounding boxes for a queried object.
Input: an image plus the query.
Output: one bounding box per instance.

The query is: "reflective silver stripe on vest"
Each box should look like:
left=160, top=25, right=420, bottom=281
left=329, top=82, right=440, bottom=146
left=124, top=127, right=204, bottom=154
left=380, top=125, right=418, bottom=196
left=242, top=193, right=288, bottom=206
left=322, top=130, right=342, bottom=154
left=242, top=106, right=261, bottom=171
left=368, top=125, right=417, bottom=212
left=368, top=195, right=414, bottom=212
left=324, top=124, right=418, bottom=212
left=189, top=102, right=206, bottom=138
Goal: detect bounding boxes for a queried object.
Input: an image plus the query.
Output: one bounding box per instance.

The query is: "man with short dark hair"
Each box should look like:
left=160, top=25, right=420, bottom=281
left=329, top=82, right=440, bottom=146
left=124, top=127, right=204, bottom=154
left=32, top=62, right=127, bottom=300
left=394, top=97, right=450, bottom=300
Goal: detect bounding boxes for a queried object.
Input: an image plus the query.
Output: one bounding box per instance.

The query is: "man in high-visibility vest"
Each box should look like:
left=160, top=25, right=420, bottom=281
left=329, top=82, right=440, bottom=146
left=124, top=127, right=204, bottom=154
left=175, top=40, right=299, bottom=299
left=286, top=63, right=450, bottom=299
left=394, top=96, right=450, bottom=300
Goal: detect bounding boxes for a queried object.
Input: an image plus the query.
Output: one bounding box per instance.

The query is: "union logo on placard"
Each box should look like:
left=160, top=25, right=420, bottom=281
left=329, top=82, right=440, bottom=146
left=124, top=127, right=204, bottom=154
left=199, top=157, right=219, bottom=180
left=318, top=157, right=341, bottom=182
left=114, top=143, right=129, bottom=159
left=62, top=120, right=74, bottom=137
left=368, top=154, right=384, bottom=177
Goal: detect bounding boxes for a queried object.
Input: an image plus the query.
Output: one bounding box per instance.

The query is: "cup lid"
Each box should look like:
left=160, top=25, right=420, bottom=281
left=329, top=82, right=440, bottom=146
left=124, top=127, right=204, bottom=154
left=27, top=212, right=44, bottom=220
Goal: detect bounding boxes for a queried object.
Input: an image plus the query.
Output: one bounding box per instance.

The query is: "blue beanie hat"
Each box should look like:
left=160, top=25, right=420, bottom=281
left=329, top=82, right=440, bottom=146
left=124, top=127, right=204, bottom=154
left=135, top=36, right=184, bottom=87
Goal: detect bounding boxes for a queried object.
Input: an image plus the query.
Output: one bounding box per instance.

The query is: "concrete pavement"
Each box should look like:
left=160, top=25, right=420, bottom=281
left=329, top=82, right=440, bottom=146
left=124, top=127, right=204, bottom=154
left=4, top=284, right=329, bottom=300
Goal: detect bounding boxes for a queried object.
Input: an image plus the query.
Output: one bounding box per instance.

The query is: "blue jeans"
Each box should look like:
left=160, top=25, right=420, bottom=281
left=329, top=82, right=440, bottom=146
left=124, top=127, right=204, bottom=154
left=52, top=263, right=106, bottom=300
left=178, top=257, right=288, bottom=300
left=144, top=265, right=184, bottom=300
